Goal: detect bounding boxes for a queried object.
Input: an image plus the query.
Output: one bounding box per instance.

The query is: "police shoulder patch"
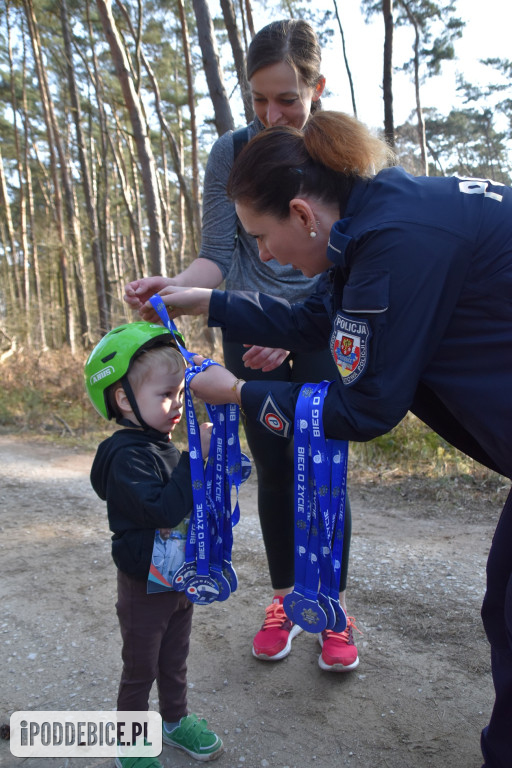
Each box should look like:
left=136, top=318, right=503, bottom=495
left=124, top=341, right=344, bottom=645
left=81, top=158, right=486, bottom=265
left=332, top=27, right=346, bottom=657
left=330, top=311, right=371, bottom=386
left=257, top=393, right=291, bottom=437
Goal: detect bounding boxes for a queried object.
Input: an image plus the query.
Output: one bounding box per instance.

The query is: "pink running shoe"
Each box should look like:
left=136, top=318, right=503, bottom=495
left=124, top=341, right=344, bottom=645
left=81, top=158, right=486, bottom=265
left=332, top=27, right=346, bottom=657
left=252, top=596, right=303, bottom=661
left=318, top=617, right=361, bottom=672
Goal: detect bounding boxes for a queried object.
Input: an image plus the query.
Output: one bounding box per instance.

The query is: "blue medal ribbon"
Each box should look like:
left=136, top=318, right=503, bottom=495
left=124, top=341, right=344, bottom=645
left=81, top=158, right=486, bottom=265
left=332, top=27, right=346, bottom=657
left=327, top=441, right=348, bottom=631
left=308, top=384, right=348, bottom=632
left=309, top=381, right=337, bottom=629
left=148, top=294, right=249, bottom=605
left=221, top=403, right=241, bottom=590
left=204, top=404, right=231, bottom=601
left=284, top=382, right=348, bottom=632
left=284, top=385, right=327, bottom=632
left=181, top=363, right=221, bottom=604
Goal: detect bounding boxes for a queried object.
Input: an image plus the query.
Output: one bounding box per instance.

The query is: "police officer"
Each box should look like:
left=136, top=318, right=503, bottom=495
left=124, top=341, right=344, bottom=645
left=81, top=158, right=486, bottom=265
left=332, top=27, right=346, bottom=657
left=141, top=110, right=512, bottom=768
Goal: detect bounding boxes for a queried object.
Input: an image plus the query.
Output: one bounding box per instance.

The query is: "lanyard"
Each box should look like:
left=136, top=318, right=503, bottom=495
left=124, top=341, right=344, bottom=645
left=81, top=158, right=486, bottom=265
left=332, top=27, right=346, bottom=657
left=309, top=388, right=348, bottom=633
left=283, top=382, right=348, bottom=632
left=148, top=294, right=248, bottom=604
left=283, top=384, right=327, bottom=632
left=148, top=295, right=197, bottom=365
left=328, top=442, right=349, bottom=631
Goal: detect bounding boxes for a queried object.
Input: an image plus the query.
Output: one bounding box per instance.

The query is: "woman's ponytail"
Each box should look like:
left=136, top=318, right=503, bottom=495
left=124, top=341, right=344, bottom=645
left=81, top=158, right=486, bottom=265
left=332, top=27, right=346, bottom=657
left=304, top=111, right=394, bottom=178
left=227, top=112, right=395, bottom=217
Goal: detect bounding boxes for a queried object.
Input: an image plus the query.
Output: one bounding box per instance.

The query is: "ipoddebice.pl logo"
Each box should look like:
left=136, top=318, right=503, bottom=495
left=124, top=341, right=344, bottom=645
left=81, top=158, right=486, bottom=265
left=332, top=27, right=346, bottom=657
left=10, top=711, right=162, bottom=758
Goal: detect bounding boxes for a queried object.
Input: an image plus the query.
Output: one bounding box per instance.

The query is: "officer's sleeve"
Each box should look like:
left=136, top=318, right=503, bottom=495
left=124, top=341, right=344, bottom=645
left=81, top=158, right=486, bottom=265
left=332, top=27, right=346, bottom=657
left=324, top=223, right=471, bottom=440
left=242, top=222, right=471, bottom=442
left=209, top=285, right=332, bottom=351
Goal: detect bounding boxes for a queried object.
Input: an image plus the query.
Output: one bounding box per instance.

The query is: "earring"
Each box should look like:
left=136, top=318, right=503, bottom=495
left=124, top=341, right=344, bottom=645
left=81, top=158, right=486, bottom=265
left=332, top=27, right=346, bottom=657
left=309, top=227, right=317, bottom=239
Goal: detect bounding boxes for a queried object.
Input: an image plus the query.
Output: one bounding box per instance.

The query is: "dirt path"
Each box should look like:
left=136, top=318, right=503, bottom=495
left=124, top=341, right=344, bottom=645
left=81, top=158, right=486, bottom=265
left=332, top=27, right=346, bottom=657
left=0, top=435, right=506, bottom=768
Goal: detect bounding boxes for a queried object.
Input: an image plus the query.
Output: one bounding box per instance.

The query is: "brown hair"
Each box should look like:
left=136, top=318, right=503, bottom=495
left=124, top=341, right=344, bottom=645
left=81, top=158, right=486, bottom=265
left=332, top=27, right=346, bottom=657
left=247, top=20, right=323, bottom=113
left=227, top=111, right=395, bottom=218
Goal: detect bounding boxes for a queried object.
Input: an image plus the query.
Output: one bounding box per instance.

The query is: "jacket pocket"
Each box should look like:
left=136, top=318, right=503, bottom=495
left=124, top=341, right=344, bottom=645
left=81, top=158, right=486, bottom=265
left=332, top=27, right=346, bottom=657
left=342, top=271, right=389, bottom=314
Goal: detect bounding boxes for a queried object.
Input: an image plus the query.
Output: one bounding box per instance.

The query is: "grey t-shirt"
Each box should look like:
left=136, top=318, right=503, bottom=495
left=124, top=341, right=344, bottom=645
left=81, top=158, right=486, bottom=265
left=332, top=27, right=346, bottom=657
left=198, top=118, right=321, bottom=302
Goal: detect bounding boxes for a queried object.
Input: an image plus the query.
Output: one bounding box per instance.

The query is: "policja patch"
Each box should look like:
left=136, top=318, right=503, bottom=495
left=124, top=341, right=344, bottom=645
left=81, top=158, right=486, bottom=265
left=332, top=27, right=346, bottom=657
left=257, top=393, right=291, bottom=437
left=330, top=311, right=371, bottom=386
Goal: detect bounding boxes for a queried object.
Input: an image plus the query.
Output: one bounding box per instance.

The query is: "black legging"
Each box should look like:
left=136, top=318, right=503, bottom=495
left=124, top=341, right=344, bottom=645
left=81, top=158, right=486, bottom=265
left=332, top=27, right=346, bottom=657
left=223, top=340, right=352, bottom=592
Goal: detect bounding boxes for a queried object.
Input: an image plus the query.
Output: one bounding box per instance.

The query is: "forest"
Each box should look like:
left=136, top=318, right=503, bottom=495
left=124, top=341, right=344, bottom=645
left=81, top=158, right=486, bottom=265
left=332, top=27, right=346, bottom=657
left=0, top=0, right=511, bottom=356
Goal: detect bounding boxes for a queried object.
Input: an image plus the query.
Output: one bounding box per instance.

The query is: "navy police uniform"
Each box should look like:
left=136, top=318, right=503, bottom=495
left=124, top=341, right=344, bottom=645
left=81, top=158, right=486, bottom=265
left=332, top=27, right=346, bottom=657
left=209, top=167, right=512, bottom=768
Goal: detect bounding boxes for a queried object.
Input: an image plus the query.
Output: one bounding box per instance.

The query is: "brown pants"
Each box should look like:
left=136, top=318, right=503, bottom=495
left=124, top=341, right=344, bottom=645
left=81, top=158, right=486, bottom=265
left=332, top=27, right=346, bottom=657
left=116, top=570, right=193, bottom=722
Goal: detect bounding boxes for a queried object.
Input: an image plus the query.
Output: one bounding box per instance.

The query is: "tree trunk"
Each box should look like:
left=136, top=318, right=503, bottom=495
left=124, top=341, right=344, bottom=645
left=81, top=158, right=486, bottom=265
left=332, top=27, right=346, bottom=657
left=177, top=0, right=201, bottom=227
left=61, top=0, right=110, bottom=335
left=28, top=0, right=90, bottom=346
left=22, top=0, right=75, bottom=351
left=85, top=0, right=112, bottom=316
left=177, top=107, right=187, bottom=274
left=220, top=0, right=253, bottom=123
left=332, top=0, right=358, bottom=117
left=237, top=0, right=249, bottom=49
left=402, top=1, right=428, bottom=174
left=115, top=0, right=199, bottom=256
left=6, top=3, right=30, bottom=333
left=18, top=19, right=47, bottom=350
left=107, top=127, right=146, bottom=276
left=192, top=0, right=235, bottom=136
left=383, top=0, right=395, bottom=147
left=96, top=0, right=165, bottom=275
left=23, top=121, right=48, bottom=350
left=0, top=149, right=20, bottom=314
left=243, top=0, right=255, bottom=38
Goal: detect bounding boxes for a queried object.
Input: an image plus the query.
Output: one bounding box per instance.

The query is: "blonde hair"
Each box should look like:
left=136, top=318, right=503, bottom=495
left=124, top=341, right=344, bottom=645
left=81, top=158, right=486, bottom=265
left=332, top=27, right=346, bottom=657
left=227, top=110, right=394, bottom=218
left=128, top=346, right=185, bottom=394
left=107, top=346, right=185, bottom=419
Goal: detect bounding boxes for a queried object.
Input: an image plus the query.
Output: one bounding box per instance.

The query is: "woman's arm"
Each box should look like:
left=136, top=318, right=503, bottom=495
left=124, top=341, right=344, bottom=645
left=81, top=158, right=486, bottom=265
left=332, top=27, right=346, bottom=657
left=124, top=260, right=223, bottom=313
left=138, top=286, right=214, bottom=321
left=139, top=283, right=332, bottom=352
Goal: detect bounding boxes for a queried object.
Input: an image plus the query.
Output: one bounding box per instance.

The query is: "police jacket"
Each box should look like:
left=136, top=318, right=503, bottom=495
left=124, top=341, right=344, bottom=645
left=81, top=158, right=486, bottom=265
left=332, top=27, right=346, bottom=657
left=90, top=428, right=193, bottom=579
left=208, top=167, right=512, bottom=480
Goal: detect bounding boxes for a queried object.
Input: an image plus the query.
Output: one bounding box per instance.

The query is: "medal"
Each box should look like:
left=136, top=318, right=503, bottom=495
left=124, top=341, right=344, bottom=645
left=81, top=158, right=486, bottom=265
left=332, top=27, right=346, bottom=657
left=284, top=386, right=325, bottom=631
left=181, top=371, right=221, bottom=604
left=149, top=295, right=249, bottom=605
left=284, top=382, right=349, bottom=632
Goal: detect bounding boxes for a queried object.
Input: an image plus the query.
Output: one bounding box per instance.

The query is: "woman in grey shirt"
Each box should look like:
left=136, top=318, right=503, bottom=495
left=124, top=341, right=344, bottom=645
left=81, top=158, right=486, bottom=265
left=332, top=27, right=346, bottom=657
left=125, top=20, right=360, bottom=673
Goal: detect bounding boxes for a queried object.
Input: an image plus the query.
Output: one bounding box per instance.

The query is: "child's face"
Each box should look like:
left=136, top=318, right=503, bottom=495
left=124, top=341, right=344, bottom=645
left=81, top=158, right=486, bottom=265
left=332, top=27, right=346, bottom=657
left=133, top=361, right=185, bottom=434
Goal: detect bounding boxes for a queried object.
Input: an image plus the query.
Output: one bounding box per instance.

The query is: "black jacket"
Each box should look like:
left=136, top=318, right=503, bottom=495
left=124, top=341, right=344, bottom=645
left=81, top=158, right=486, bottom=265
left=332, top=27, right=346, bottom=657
left=90, top=428, right=193, bottom=579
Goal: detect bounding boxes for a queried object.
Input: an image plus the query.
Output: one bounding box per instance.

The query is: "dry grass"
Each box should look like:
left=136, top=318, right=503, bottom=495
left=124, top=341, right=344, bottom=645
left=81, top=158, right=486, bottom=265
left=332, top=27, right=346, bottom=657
left=0, top=322, right=223, bottom=451
left=0, top=346, right=508, bottom=500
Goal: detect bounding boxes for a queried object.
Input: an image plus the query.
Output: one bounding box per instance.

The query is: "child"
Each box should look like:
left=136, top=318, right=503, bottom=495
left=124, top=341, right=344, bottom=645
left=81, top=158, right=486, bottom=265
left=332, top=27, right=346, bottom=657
left=85, top=321, right=223, bottom=766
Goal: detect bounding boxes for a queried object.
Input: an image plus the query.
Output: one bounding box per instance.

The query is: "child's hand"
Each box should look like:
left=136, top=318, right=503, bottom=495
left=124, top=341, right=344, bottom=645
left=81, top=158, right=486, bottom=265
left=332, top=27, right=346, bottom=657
left=199, top=422, right=213, bottom=460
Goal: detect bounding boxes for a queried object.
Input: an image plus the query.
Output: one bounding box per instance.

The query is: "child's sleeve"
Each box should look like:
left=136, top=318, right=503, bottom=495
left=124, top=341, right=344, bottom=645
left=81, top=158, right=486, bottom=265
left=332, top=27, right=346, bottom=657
left=107, top=448, right=193, bottom=529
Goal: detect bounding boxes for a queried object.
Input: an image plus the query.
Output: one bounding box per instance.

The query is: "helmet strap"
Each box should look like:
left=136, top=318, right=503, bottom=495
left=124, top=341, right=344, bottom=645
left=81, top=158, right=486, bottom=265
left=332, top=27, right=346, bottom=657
left=118, top=375, right=152, bottom=431
left=117, top=416, right=140, bottom=429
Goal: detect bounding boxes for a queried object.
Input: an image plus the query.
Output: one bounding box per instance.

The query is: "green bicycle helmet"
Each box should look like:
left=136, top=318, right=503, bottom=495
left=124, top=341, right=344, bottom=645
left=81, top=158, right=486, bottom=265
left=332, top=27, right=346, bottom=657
left=84, top=321, right=185, bottom=420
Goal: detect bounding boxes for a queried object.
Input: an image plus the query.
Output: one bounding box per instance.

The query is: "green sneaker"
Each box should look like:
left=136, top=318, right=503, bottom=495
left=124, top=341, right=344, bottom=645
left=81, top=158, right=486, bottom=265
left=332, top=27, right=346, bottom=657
left=162, top=714, right=223, bottom=762
left=114, top=756, right=162, bottom=768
